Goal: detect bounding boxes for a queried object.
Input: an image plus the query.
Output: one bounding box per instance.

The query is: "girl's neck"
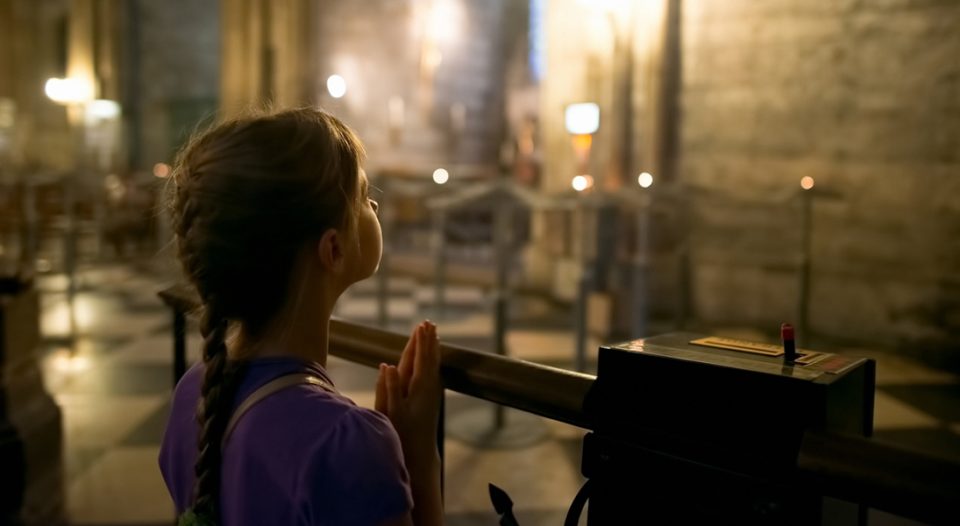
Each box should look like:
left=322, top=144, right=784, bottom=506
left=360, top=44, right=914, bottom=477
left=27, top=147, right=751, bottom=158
left=250, top=315, right=331, bottom=367
left=239, top=278, right=340, bottom=368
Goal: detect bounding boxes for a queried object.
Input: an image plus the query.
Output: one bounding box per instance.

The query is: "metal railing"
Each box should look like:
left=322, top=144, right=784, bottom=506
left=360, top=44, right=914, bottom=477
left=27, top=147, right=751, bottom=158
left=159, top=285, right=959, bottom=525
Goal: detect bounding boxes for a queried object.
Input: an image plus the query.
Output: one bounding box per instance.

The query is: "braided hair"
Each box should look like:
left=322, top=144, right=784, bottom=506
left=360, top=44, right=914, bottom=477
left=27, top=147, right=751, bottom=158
left=170, top=108, right=365, bottom=525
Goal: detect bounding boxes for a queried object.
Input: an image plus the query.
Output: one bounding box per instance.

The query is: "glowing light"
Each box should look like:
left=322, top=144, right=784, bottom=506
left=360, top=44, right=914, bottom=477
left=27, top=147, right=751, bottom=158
left=572, top=175, right=594, bottom=192
left=426, top=1, right=462, bottom=44
left=800, top=176, right=815, bottom=190
left=577, top=0, right=627, bottom=9
left=571, top=133, right=593, bottom=155
left=87, top=99, right=120, bottom=119
left=638, top=172, right=654, bottom=188
left=0, top=98, right=14, bottom=128
left=432, top=168, right=449, bottom=185
left=104, top=174, right=124, bottom=200
left=565, top=103, right=600, bottom=135
left=51, top=351, right=91, bottom=373
left=153, top=162, right=171, bottom=178
left=44, top=77, right=93, bottom=104
left=326, top=75, right=347, bottom=99
left=42, top=295, right=96, bottom=336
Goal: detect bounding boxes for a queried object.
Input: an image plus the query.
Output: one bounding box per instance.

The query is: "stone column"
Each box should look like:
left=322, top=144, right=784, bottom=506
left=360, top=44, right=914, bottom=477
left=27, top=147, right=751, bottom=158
left=533, top=1, right=676, bottom=316
left=220, top=0, right=263, bottom=115
left=0, top=0, right=13, bottom=100
left=221, top=0, right=318, bottom=116
left=271, top=0, right=318, bottom=108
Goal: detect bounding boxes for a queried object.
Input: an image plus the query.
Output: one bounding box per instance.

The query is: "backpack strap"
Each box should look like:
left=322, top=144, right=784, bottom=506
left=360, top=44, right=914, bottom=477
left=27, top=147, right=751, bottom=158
left=221, top=373, right=335, bottom=450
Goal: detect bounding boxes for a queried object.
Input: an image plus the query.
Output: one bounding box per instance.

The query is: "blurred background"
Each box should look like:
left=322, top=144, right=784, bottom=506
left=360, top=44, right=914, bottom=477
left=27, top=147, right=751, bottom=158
left=0, top=0, right=958, bottom=525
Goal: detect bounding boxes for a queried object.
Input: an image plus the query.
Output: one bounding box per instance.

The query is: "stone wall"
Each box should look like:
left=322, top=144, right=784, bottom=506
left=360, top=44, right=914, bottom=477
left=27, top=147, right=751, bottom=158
left=680, top=0, right=960, bottom=360
left=534, top=0, right=959, bottom=363
left=311, top=0, right=511, bottom=171
left=131, top=0, right=219, bottom=169
left=0, top=0, right=74, bottom=171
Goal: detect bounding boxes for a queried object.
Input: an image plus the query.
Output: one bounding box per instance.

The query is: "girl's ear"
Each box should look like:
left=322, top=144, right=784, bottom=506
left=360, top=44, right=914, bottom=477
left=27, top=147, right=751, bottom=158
left=316, top=228, right=345, bottom=274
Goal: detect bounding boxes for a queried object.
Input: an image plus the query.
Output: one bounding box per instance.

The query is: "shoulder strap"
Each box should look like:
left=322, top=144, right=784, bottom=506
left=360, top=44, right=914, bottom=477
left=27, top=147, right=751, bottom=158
left=221, top=373, right=335, bottom=450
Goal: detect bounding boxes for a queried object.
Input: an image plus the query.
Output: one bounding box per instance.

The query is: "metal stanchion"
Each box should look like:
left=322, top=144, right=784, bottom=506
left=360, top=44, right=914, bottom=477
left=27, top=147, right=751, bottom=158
left=631, top=193, right=651, bottom=338
left=173, top=308, right=187, bottom=386
left=63, top=174, right=79, bottom=351
left=20, top=181, right=38, bottom=269
left=574, top=272, right=590, bottom=373
left=376, top=185, right=390, bottom=328
left=797, top=188, right=813, bottom=348
left=574, top=200, right=591, bottom=372
left=676, top=190, right=693, bottom=330
left=432, top=208, right=446, bottom=321
left=492, top=199, right=511, bottom=429
left=445, top=186, right=546, bottom=449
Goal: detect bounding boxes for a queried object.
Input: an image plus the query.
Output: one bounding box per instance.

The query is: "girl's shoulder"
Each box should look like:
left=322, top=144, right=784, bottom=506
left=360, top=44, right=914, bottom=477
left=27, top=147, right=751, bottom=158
left=298, top=400, right=413, bottom=522
left=168, top=359, right=400, bottom=457
left=244, top=378, right=394, bottom=452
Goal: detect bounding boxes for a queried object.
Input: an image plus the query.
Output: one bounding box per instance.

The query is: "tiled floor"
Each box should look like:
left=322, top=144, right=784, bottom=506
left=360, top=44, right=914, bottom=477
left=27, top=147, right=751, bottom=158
left=34, top=261, right=960, bottom=525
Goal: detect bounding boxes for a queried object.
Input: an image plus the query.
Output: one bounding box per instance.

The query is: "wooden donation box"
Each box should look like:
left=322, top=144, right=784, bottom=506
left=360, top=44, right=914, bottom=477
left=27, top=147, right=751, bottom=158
left=581, top=332, right=875, bottom=525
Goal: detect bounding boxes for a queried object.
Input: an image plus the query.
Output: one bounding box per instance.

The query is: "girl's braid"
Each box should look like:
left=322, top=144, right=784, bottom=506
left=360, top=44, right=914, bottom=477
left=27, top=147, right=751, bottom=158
left=191, top=299, right=247, bottom=522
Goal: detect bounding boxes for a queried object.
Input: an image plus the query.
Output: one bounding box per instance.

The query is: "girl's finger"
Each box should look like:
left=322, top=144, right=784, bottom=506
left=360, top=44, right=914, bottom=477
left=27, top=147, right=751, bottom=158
left=385, top=365, right=402, bottom=416
left=425, top=322, right=440, bottom=371
left=398, top=324, right=420, bottom=396
left=411, top=324, right=429, bottom=390
left=375, top=363, right=388, bottom=414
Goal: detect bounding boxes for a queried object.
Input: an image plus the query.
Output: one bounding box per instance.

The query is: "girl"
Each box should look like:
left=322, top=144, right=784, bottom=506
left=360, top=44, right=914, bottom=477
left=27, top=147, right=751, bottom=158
left=159, top=108, right=444, bottom=526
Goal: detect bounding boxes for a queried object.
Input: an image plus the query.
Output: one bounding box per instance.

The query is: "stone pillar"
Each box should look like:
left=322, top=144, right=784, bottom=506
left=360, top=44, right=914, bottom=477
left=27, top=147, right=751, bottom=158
left=271, top=0, right=318, bottom=108
left=220, top=0, right=264, bottom=115
left=532, top=0, right=675, bottom=317
left=0, top=0, right=73, bottom=171
left=0, top=275, right=64, bottom=526
left=0, top=0, right=13, bottom=100
left=635, top=0, right=678, bottom=184
left=67, top=0, right=97, bottom=117
left=221, top=0, right=318, bottom=116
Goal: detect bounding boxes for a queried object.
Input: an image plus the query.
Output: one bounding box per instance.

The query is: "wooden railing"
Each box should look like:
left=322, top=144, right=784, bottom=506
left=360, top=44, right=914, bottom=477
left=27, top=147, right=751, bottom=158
left=159, top=285, right=959, bottom=525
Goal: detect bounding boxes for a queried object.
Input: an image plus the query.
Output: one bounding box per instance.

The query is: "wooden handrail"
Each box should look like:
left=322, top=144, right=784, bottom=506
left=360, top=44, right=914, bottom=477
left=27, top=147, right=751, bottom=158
left=157, top=284, right=595, bottom=429
left=798, top=430, right=960, bottom=525
left=330, top=320, right=595, bottom=428
left=158, top=284, right=959, bottom=524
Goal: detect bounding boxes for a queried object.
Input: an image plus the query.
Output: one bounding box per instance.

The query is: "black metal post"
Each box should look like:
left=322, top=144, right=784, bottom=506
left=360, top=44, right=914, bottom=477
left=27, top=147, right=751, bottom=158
left=797, top=189, right=813, bottom=348
left=63, top=175, right=78, bottom=352
left=493, top=200, right=512, bottom=428
left=173, top=308, right=186, bottom=387
left=377, top=185, right=390, bottom=328
left=574, top=201, right=591, bottom=372
left=432, top=210, right=446, bottom=320
left=631, top=194, right=651, bottom=338
left=20, top=181, right=38, bottom=269
left=437, top=392, right=445, bottom=500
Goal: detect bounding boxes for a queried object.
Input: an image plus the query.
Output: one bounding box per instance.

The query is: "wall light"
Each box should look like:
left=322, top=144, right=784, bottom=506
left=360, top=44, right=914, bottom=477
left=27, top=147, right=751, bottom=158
left=87, top=99, right=121, bottom=119
left=638, top=172, right=654, bottom=188
left=327, top=75, right=347, bottom=99
left=153, top=162, right=171, bottom=178
left=433, top=168, right=449, bottom=184
left=800, top=176, right=815, bottom=190
left=565, top=103, right=600, bottom=135
left=572, top=175, right=594, bottom=192
left=45, top=77, right=93, bottom=105
left=425, top=0, right=463, bottom=44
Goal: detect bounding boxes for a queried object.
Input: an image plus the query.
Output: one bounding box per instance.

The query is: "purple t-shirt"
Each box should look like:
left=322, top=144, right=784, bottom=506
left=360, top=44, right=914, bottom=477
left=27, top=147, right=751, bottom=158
left=159, top=357, right=413, bottom=525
